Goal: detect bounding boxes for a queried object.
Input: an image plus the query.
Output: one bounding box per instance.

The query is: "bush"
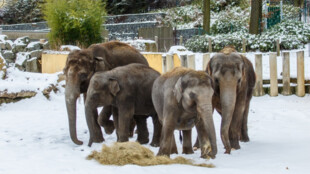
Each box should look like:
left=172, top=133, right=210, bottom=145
left=211, top=6, right=249, bottom=34
left=43, top=0, right=106, bottom=48
left=1, top=0, right=44, bottom=24
left=185, top=20, right=310, bottom=52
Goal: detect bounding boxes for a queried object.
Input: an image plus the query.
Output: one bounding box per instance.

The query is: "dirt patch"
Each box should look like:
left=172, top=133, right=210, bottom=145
left=87, top=142, right=214, bottom=168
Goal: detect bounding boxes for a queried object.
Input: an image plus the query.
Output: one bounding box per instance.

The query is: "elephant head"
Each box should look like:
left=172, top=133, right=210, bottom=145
left=206, top=48, right=248, bottom=154
left=64, top=47, right=111, bottom=145
left=173, top=70, right=217, bottom=158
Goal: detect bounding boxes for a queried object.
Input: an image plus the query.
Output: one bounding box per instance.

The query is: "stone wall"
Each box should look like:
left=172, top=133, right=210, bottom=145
left=105, top=12, right=165, bottom=24
left=0, top=22, right=48, bottom=31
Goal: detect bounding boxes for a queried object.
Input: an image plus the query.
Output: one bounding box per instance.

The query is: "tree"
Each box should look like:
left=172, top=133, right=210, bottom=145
left=249, top=0, right=262, bottom=34
left=1, top=0, right=44, bottom=24
left=294, top=0, right=304, bottom=7
left=203, top=0, right=211, bottom=33
left=43, top=0, right=106, bottom=48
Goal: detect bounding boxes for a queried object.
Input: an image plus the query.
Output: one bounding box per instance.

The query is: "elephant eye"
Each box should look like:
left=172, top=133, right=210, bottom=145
left=80, top=73, right=88, bottom=80
left=238, top=78, right=241, bottom=84
left=214, top=78, right=219, bottom=84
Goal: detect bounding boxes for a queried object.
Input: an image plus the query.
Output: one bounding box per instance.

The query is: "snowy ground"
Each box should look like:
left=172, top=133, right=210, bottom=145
left=1, top=47, right=310, bottom=173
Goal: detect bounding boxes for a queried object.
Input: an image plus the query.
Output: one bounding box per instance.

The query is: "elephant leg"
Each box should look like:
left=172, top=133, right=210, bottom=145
left=134, top=115, right=149, bottom=144
left=182, top=130, right=194, bottom=154
left=193, top=136, right=200, bottom=150
left=150, top=114, right=162, bottom=147
left=240, top=100, right=250, bottom=142
left=229, top=99, right=246, bottom=150
left=170, top=133, right=178, bottom=155
left=129, top=118, right=136, bottom=138
left=98, top=106, right=115, bottom=135
left=157, top=109, right=177, bottom=157
left=118, top=105, right=134, bottom=142
left=112, top=107, right=119, bottom=141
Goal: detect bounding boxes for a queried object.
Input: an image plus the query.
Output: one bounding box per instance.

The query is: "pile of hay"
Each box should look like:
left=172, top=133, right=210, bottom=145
left=87, top=142, right=214, bottom=168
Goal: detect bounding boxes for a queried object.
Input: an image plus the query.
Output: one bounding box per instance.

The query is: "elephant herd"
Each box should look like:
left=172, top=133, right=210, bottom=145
left=64, top=41, right=256, bottom=159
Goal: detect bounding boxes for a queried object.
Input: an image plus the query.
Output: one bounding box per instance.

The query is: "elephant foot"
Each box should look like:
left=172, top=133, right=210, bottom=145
left=224, top=148, right=231, bottom=154
left=193, top=138, right=200, bottom=151
left=88, top=136, right=104, bottom=147
left=150, top=139, right=160, bottom=147
left=137, top=137, right=149, bottom=144
left=201, top=152, right=215, bottom=159
left=182, top=147, right=194, bottom=154
left=129, top=119, right=136, bottom=138
left=240, top=135, right=250, bottom=142
left=170, top=145, right=178, bottom=155
left=157, top=149, right=170, bottom=158
left=230, top=139, right=240, bottom=150
left=100, top=120, right=115, bottom=135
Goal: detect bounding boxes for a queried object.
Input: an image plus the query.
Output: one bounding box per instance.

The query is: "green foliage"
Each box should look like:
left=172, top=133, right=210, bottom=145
left=185, top=20, right=310, bottom=52
left=194, top=0, right=249, bottom=12
left=210, top=6, right=249, bottom=34
left=1, top=0, right=44, bottom=24
left=43, top=0, right=106, bottom=48
left=282, top=4, right=302, bottom=20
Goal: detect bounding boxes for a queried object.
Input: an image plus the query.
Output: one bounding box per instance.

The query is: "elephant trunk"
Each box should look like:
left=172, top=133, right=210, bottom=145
left=220, top=85, right=237, bottom=153
left=65, top=82, right=83, bottom=145
left=198, top=102, right=217, bottom=158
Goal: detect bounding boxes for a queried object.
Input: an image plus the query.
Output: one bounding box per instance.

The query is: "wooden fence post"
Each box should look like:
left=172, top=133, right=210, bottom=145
left=297, top=51, right=305, bottom=97
left=254, top=54, right=264, bottom=96
left=282, top=51, right=291, bottom=95
left=208, top=38, right=212, bottom=53
left=166, top=54, right=174, bottom=72
left=242, top=38, right=247, bottom=53
left=155, top=36, right=159, bottom=52
left=162, top=54, right=167, bottom=73
left=269, top=53, right=278, bottom=96
left=179, top=36, right=183, bottom=45
left=180, top=55, right=187, bottom=67
left=187, top=54, right=195, bottom=70
left=276, top=39, right=280, bottom=56
left=202, top=53, right=210, bottom=70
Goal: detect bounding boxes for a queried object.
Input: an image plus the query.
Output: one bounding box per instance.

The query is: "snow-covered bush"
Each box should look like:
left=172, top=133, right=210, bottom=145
left=0, top=0, right=43, bottom=24
left=211, top=6, right=249, bottom=34
left=185, top=20, right=310, bottom=52
left=282, top=4, right=302, bottom=20
left=43, top=0, right=106, bottom=48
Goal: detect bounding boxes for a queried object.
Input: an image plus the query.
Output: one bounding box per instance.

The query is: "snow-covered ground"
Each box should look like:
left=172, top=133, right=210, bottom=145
left=1, top=47, right=310, bottom=174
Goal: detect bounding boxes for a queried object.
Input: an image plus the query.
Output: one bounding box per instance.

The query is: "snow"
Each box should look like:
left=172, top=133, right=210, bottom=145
left=60, top=45, right=81, bottom=51
left=1, top=45, right=310, bottom=173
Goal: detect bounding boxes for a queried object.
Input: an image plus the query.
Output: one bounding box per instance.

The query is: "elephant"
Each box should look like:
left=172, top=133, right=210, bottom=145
left=85, top=63, right=162, bottom=147
left=64, top=41, right=149, bottom=145
left=201, top=46, right=256, bottom=154
left=152, top=67, right=217, bottom=159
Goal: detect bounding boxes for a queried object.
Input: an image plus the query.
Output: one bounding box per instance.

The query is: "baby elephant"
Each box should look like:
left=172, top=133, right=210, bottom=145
left=152, top=67, right=217, bottom=159
left=85, top=63, right=161, bottom=147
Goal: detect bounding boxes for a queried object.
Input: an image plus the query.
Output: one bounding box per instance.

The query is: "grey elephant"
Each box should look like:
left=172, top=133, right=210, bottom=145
left=201, top=46, right=256, bottom=154
left=152, top=67, right=217, bottom=159
left=64, top=41, right=149, bottom=145
left=85, top=63, right=162, bottom=147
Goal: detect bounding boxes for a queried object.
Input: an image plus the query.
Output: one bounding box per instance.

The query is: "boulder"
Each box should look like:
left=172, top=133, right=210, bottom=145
left=0, top=55, right=7, bottom=79
left=15, top=52, right=29, bottom=71
left=5, top=40, right=13, bottom=50
left=12, top=44, right=27, bottom=53
left=26, top=41, right=42, bottom=51
left=14, top=36, right=31, bottom=45
left=26, top=57, right=41, bottom=73
left=0, top=42, right=5, bottom=50
left=43, top=41, right=50, bottom=50
left=29, top=50, right=43, bottom=59
left=2, top=51, right=15, bottom=63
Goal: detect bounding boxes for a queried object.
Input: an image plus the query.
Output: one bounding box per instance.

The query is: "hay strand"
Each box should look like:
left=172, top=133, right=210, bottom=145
left=87, top=142, right=214, bottom=168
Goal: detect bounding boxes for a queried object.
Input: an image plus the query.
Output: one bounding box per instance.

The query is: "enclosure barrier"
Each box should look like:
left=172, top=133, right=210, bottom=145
left=42, top=49, right=307, bottom=97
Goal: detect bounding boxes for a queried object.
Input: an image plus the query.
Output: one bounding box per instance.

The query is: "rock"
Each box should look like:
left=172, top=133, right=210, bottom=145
left=5, top=40, right=13, bottom=50
left=42, top=84, right=59, bottom=98
left=14, top=36, right=31, bottom=46
left=0, top=55, right=7, bottom=79
left=29, top=50, right=43, bottom=59
left=15, top=52, right=29, bottom=71
left=12, top=44, right=27, bottom=53
left=0, top=42, right=5, bottom=50
left=26, top=41, right=42, bottom=51
left=1, top=51, right=15, bottom=63
left=57, top=73, right=66, bottom=83
left=43, top=41, right=50, bottom=50
left=60, top=45, right=80, bottom=51
left=26, top=57, right=41, bottom=73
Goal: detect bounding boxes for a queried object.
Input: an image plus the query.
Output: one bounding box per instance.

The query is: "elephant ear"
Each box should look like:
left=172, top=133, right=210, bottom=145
left=95, top=57, right=112, bottom=71
left=173, top=77, right=183, bottom=103
left=206, top=57, right=213, bottom=75
left=108, top=78, right=120, bottom=96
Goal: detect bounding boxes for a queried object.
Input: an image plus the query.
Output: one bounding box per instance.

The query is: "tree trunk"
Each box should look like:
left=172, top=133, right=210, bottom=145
left=203, top=0, right=210, bottom=34
left=294, top=0, right=304, bottom=7
left=249, top=0, right=262, bottom=35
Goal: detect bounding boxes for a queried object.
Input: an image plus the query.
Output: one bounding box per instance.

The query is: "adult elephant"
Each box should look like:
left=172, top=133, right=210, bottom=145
left=204, top=47, right=256, bottom=154
left=152, top=67, right=217, bottom=159
left=85, top=63, right=162, bottom=147
left=64, top=41, right=149, bottom=145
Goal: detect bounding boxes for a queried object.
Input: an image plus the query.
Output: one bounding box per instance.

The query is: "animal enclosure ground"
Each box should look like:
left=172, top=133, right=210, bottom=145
left=0, top=88, right=310, bottom=174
